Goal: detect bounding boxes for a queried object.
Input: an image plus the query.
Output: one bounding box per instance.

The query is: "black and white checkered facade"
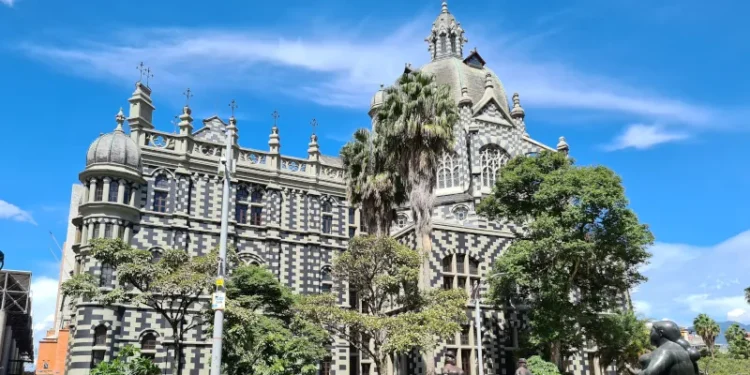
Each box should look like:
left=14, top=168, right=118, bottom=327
left=64, top=3, right=624, bottom=375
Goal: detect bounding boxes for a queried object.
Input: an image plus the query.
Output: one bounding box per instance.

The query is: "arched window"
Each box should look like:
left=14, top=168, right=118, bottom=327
left=437, top=153, right=459, bottom=189
left=152, top=175, right=169, bottom=213
left=235, top=186, right=249, bottom=224
left=479, top=145, right=509, bottom=188
left=141, top=333, right=157, bottom=350
left=93, top=325, right=107, bottom=346
left=140, top=332, right=157, bottom=360
left=108, top=180, right=119, bottom=202
left=123, top=183, right=133, bottom=205
left=236, top=186, right=250, bottom=202
left=321, top=267, right=333, bottom=294
left=251, top=190, right=263, bottom=203
left=450, top=35, right=457, bottom=54
left=321, top=201, right=333, bottom=234
left=440, top=33, right=447, bottom=55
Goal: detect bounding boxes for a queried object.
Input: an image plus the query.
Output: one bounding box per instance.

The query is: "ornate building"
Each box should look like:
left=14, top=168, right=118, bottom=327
left=62, top=3, right=607, bottom=375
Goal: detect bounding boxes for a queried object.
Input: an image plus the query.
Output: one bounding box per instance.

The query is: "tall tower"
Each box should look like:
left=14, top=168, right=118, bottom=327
left=425, top=2, right=468, bottom=61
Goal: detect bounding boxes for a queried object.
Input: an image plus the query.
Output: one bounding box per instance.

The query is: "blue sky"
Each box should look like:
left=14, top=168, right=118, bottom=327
left=1, top=0, right=749, bottom=349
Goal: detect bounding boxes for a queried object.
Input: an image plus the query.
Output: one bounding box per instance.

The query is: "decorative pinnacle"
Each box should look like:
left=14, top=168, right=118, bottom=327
left=484, top=73, right=494, bottom=89
left=441, top=1, right=448, bottom=13
left=183, top=88, right=193, bottom=106
left=557, top=136, right=569, bottom=151
left=136, top=62, right=146, bottom=82
left=272, top=110, right=280, bottom=127
left=311, top=118, right=318, bottom=135
left=229, top=99, right=238, bottom=118
left=115, top=107, right=126, bottom=132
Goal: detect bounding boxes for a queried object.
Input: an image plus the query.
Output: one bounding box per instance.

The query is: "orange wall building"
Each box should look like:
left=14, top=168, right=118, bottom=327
left=36, top=327, right=70, bottom=375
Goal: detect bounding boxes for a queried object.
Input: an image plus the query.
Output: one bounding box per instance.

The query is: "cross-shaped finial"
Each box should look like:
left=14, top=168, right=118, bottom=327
left=271, top=110, right=280, bottom=127
left=311, top=118, right=318, bottom=135
left=229, top=100, right=238, bottom=118
left=183, top=88, right=193, bottom=106
left=136, top=62, right=146, bottom=82
left=144, top=67, right=154, bottom=87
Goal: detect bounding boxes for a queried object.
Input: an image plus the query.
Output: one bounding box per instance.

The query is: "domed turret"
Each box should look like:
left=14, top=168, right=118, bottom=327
left=369, top=84, right=386, bottom=117
left=86, top=108, right=142, bottom=171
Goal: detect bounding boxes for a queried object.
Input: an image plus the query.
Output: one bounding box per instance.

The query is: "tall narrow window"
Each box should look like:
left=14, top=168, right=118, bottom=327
left=320, top=356, right=332, bottom=375
left=94, top=325, right=107, bottom=346
left=92, top=224, right=100, bottom=239
left=108, top=180, right=119, bottom=202
left=479, top=145, right=509, bottom=188
left=123, top=184, right=132, bottom=205
left=250, top=206, right=263, bottom=225
left=450, top=35, right=457, bottom=54
left=251, top=190, right=263, bottom=203
left=349, top=208, right=355, bottom=225
left=94, top=183, right=104, bottom=201
left=153, top=175, right=169, bottom=213
left=321, top=201, right=333, bottom=234
left=104, top=224, right=113, bottom=239
left=440, top=34, right=447, bottom=55
left=236, top=204, right=248, bottom=224
left=321, top=268, right=333, bottom=294
left=100, top=264, right=114, bottom=287
left=437, top=153, right=459, bottom=189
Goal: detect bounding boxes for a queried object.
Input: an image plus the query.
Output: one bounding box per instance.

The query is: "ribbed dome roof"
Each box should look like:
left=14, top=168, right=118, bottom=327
left=85, top=109, right=141, bottom=171
left=370, top=84, right=386, bottom=110
left=418, top=57, right=510, bottom=114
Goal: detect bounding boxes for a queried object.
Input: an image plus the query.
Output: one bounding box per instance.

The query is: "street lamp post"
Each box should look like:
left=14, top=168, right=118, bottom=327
left=209, top=114, right=235, bottom=375
left=473, top=280, right=485, bottom=375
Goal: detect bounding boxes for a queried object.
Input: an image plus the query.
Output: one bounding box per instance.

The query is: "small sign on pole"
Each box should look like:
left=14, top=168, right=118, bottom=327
left=215, top=277, right=224, bottom=287
left=212, top=291, right=226, bottom=311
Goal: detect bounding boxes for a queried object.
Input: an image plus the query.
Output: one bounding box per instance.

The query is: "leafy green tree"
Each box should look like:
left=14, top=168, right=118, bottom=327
left=210, top=264, right=328, bottom=375
left=340, top=128, right=406, bottom=237
left=693, top=314, right=721, bottom=357
left=298, top=236, right=467, bottom=375
left=90, top=345, right=159, bottom=375
left=725, top=323, right=750, bottom=359
left=477, top=151, right=654, bottom=369
left=587, top=312, right=652, bottom=373
left=376, top=71, right=459, bottom=290
left=745, top=286, right=750, bottom=304
left=698, top=352, right=750, bottom=375
left=526, top=355, right=561, bottom=375
left=62, top=238, right=219, bottom=375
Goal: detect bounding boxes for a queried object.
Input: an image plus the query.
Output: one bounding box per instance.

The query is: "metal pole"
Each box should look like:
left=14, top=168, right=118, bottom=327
left=210, top=120, right=233, bottom=375
left=474, top=280, right=484, bottom=375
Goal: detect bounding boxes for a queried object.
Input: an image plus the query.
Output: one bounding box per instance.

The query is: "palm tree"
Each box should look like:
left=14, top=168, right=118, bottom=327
left=376, top=70, right=459, bottom=289
left=693, top=313, right=720, bottom=357
left=340, top=128, right=406, bottom=237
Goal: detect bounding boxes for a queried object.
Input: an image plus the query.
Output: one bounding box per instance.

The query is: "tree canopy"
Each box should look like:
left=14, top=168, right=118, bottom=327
left=477, top=151, right=653, bottom=367
left=90, top=345, right=160, bottom=375
left=587, top=312, right=652, bottom=373
left=725, top=323, right=750, bottom=359
left=298, top=236, right=467, bottom=375
left=62, top=238, right=219, bottom=375
left=213, top=264, right=328, bottom=375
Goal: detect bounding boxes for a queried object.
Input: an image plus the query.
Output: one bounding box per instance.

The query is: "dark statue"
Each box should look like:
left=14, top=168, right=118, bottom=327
left=515, top=358, right=532, bottom=375
left=441, top=352, right=464, bottom=375
left=628, top=320, right=701, bottom=375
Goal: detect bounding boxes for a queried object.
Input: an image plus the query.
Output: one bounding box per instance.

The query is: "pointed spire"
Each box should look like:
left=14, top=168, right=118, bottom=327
left=459, top=86, right=472, bottom=106
left=269, top=110, right=281, bottom=154
left=425, top=0, right=467, bottom=61
left=557, top=136, right=570, bottom=155
left=114, top=108, right=126, bottom=133
left=441, top=1, right=449, bottom=13
left=308, top=118, right=320, bottom=160
left=511, top=92, right=525, bottom=119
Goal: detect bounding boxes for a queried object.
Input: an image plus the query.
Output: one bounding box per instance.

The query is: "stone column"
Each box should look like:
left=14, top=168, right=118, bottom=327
left=88, top=178, right=98, bottom=202
left=82, top=181, right=90, bottom=204
left=102, top=177, right=111, bottom=202
left=81, top=221, right=89, bottom=245
left=117, top=179, right=126, bottom=204
left=133, top=184, right=141, bottom=208
left=123, top=225, right=132, bottom=244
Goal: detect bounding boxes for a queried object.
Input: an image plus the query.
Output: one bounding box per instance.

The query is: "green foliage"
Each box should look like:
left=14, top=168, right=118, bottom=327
left=298, top=236, right=467, bottom=375
left=340, top=128, right=406, bottom=236
left=725, top=323, right=750, bottom=359
left=526, top=355, right=561, bottom=375
left=62, top=238, right=222, bottom=375
left=693, top=314, right=721, bottom=357
left=213, top=265, right=328, bottom=375
left=477, top=151, right=654, bottom=363
left=90, top=345, right=159, bottom=375
left=587, top=312, right=652, bottom=372
left=698, top=353, right=750, bottom=375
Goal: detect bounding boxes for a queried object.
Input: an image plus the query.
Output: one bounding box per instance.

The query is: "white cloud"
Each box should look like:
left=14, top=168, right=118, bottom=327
left=604, top=124, right=689, bottom=151
left=31, top=276, right=60, bottom=360
left=0, top=199, right=37, bottom=225
left=636, top=230, right=750, bottom=325
left=17, top=13, right=723, bottom=130
left=0, top=0, right=14, bottom=7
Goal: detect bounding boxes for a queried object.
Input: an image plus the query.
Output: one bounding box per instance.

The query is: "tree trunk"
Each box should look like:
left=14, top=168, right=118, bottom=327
left=550, top=341, right=563, bottom=373
left=171, top=325, right=182, bottom=375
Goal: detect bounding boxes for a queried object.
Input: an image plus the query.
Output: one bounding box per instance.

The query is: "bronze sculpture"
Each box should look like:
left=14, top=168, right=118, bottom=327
left=628, top=320, right=701, bottom=375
